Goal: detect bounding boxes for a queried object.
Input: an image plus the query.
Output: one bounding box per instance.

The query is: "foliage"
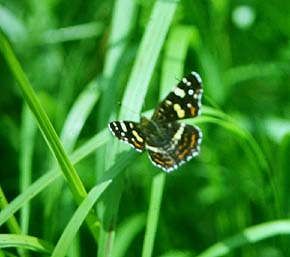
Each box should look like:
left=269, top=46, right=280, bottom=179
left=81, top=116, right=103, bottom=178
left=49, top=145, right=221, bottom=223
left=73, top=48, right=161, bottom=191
left=0, top=0, right=290, bottom=256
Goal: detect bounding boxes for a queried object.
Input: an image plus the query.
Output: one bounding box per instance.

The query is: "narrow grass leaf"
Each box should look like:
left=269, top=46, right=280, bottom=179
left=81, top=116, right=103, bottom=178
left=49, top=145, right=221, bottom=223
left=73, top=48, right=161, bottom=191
left=0, top=31, right=87, bottom=203
left=0, top=32, right=102, bottom=240
left=51, top=181, right=112, bottom=257
left=120, top=0, right=180, bottom=120
left=142, top=173, right=166, bottom=257
left=98, top=0, right=179, bottom=256
left=0, top=129, right=110, bottom=228
left=112, top=214, right=146, bottom=257
left=40, top=22, right=104, bottom=44
left=196, top=220, right=290, bottom=257
left=0, top=186, right=21, bottom=234
left=0, top=6, right=27, bottom=42
left=158, top=251, right=193, bottom=257
left=60, top=80, right=101, bottom=152
left=0, top=234, right=53, bottom=254
left=19, top=105, right=36, bottom=234
left=142, top=21, right=189, bottom=257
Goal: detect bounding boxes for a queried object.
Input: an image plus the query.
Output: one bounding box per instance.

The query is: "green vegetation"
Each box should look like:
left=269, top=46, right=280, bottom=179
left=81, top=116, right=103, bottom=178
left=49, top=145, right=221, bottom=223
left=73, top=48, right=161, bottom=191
left=0, top=0, right=290, bottom=256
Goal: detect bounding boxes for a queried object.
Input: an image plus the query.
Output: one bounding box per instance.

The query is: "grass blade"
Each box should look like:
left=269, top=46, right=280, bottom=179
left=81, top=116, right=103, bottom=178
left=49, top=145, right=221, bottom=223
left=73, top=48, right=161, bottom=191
left=51, top=181, right=112, bottom=257
left=196, top=220, right=290, bottom=257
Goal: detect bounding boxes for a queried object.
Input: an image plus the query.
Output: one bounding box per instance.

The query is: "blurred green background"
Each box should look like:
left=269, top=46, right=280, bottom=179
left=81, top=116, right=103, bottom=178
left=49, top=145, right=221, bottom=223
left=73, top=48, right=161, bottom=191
left=0, top=0, right=290, bottom=257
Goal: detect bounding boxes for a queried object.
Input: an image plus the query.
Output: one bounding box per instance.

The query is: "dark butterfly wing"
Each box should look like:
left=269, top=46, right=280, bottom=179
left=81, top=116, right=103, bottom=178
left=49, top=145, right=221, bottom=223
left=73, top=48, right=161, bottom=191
left=108, top=121, right=145, bottom=152
left=152, top=71, right=203, bottom=123
left=146, top=122, right=202, bottom=172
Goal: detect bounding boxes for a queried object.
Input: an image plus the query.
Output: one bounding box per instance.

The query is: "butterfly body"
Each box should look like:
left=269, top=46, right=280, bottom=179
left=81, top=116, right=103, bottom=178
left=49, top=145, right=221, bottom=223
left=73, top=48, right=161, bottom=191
left=139, top=117, right=176, bottom=147
left=109, top=71, right=203, bottom=172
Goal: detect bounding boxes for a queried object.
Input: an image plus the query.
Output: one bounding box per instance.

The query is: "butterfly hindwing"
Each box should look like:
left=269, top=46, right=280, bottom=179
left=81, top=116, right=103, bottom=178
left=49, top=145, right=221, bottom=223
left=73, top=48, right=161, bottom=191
left=146, top=123, right=202, bottom=172
left=108, top=121, right=145, bottom=152
left=152, top=71, right=203, bottom=122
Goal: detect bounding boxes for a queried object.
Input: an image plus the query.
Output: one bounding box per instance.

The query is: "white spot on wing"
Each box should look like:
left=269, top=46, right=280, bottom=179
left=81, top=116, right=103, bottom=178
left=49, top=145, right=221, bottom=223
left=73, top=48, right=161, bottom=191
left=120, top=122, right=127, bottom=132
left=146, top=144, right=166, bottom=153
left=174, top=87, right=186, bottom=98
left=172, top=123, right=185, bottom=141
left=165, top=100, right=172, bottom=105
left=188, top=89, right=194, bottom=95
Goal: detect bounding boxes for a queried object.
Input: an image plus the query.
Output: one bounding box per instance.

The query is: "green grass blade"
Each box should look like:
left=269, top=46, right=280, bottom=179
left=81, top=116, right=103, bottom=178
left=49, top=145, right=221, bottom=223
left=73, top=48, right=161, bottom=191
left=0, top=32, right=87, bottom=203
left=51, top=181, right=112, bottom=257
left=142, top=23, right=191, bottom=257
left=0, top=186, right=21, bottom=234
left=40, top=22, right=104, bottom=44
left=0, top=129, right=110, bottom=229
left=0, top=32, right=100, bottom=240
left=142, top=173, right=166, bottom=257
left=60, top=80, right=101, bottom=152
left=98, top=0, right=179, bottom=256
left=19, top=105, right=36, bottom=235
left=0, top=133, right=131, bottom=229
left=112, top=214, right=146, bottom=257
left=196, top=220, right=290, bottom=257
left=158, top=251, right=193, bottom=257
left=0, top=234, right=53, bottom=254
left=120, top=0, right=180, bottom=120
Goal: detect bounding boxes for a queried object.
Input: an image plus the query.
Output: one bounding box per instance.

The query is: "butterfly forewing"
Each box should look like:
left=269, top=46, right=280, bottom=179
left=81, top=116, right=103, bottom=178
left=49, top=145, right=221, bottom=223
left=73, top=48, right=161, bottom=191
left=152, top=72, right=203, bottom=122
left=108, top=121, right=145, bottom=151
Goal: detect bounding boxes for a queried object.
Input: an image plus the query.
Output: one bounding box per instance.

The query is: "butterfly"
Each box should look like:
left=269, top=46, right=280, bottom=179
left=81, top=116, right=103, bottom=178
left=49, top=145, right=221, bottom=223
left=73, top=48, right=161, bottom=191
left=108, top=71, right=203, bottom=172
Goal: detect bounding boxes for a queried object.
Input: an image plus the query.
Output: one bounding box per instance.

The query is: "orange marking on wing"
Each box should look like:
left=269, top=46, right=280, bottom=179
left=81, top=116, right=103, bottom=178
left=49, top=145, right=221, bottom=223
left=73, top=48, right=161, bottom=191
left=154, top=159, right=164, bottom=165
left=177, top=135, right=188, bottom=150
left=133, top=141, right=143, bottom=148
left=164, top=159, right=174, bottom=165
left=151, top=154, right=164, bottom=165
left=152, top=153, right=174, bottom=165
left=177, top=133, right=197, bottom=159
left=190, top=106, right=197, bottom=116
left=190, top=133, right=197, bottom=148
